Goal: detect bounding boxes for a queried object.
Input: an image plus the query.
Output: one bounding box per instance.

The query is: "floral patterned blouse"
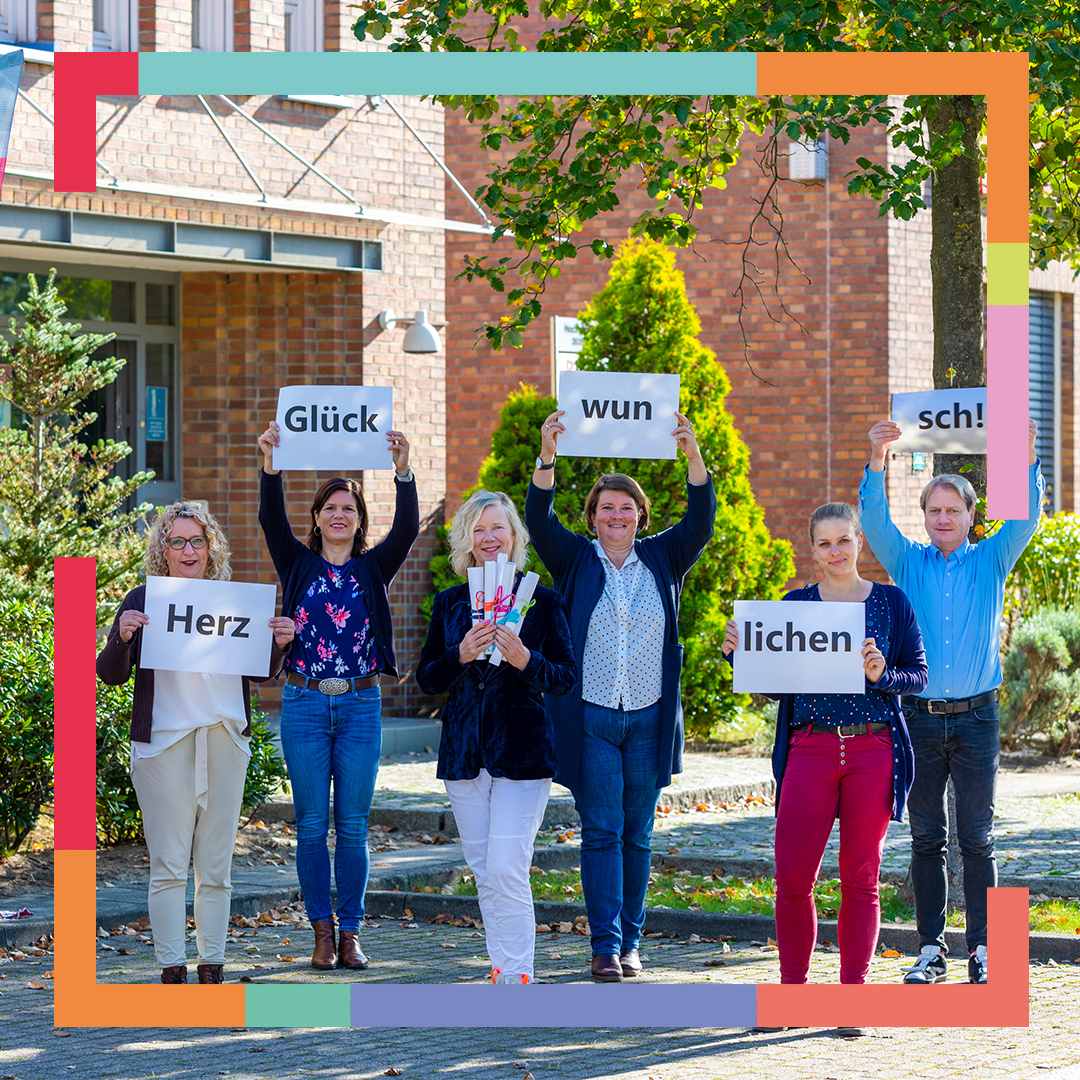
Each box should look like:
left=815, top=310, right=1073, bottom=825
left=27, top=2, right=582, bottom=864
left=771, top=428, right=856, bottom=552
left=288, top=559, right=380, bottom=679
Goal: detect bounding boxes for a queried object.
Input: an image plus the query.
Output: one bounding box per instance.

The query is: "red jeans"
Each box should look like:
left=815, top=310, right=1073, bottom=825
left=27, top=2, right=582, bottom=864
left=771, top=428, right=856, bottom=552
left=774, top=727, right=894, bottom=984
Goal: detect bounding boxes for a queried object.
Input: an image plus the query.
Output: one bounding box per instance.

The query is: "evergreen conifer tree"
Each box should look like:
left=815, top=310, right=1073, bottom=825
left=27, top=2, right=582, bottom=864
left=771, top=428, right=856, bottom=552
left=0, top=269, right=152, bottom=623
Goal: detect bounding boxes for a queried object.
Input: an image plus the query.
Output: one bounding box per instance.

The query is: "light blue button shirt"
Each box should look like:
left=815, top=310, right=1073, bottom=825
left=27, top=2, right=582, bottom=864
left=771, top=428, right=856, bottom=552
left=858, top=462, right=1044, bottom=700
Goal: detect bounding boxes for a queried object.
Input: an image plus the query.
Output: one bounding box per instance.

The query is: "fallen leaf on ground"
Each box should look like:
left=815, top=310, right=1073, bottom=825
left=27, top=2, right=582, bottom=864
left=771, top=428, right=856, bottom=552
left=384, top=1068, right=402, bottom=1076
left=26, top=981, right=46, bottom=990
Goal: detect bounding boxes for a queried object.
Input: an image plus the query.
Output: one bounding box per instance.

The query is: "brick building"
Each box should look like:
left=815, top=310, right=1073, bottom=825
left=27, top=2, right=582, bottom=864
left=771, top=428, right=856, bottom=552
left=0, top=2, right=473, bottom=717
left=443, top=106, right=1079, bottom=585
left=1, top=8, right=1076, bottom=718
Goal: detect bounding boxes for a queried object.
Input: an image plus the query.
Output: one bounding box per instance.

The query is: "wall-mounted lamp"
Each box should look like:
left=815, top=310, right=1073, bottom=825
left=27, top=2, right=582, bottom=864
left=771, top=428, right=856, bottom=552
left=377, top=309, right=444, bottom=354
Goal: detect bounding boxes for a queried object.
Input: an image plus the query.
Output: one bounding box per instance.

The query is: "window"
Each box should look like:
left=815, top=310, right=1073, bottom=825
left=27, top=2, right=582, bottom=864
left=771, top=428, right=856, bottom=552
left=1029, top=290, right=1057, bottom=507
left=92, top=0, right=136, bottom=51
left=192, top=0, right=234, bottom=51
left=0, top=0, right=35, bottom=44
left=285, top=0, right=323, bottom=51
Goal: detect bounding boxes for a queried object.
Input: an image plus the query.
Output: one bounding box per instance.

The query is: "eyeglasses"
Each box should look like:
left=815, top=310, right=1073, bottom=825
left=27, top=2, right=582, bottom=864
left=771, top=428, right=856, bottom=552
left=166, top=536, right=207, bottom=550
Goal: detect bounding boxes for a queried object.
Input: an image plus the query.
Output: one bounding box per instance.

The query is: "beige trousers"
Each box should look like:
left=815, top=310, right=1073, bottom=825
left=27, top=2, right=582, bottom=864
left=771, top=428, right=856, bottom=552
left=131, top=723, right=249, bottom=967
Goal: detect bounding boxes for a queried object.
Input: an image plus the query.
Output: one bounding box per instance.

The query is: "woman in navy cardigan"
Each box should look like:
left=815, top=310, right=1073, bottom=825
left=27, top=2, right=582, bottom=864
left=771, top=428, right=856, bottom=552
left=723, top=502, right=926, bottom=991
left=417, top=490, right=576, bottom=984
left=257, top=420, right=419, bottom=973
left=525, top=409, right=716, bottom=982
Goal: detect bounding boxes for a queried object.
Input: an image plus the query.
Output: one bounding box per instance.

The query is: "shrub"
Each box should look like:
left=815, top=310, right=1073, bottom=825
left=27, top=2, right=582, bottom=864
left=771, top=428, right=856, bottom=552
left=1000, top=607, right=1080, bottom=755
left=0, top=600, right=54, bottom=855
left=1005, top=513, right=1080, bottom=638
left=96, top=683, right=291, bottom=845
left=431, top=239, right=795, bottom=736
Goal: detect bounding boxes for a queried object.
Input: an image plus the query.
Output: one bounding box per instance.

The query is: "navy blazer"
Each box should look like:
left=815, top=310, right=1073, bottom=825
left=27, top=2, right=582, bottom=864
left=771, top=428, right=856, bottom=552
left=416, top=578, right=577, bottom=781
left=525, top=477, right=717, bottom=791
left=259, top=469, right=419, bottom=678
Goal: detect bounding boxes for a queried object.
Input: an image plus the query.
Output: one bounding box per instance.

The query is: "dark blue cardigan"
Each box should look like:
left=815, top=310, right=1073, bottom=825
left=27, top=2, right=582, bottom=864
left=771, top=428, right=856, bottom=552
left=258, top=469, right=419, bottom=679
left=416, top=578, right=577, bottom=780
left=727, top=582, right=926, bottom=823
left=524, top=477, right=717, bottom=791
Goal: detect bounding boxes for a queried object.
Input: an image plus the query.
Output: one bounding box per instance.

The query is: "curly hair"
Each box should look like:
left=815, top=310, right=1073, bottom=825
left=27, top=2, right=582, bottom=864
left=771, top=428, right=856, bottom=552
left=145, top=501, right=232, bottom=581
left=448, top=490, right=530, bottom=578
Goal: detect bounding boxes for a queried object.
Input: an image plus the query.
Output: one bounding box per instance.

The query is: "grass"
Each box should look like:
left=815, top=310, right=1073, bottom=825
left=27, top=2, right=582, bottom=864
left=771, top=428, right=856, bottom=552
left=452, top=867, right=1080, bottom=932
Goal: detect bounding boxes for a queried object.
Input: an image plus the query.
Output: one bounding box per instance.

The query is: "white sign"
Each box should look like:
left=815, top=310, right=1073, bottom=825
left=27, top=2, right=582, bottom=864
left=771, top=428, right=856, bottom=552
left=556, top=370, right=681, bottom=460
left=890, top=387, right=987, bottom=455
left=273, top=385, right=394, bottom=472
left=553, top=315, right=585, bottom=355
left=732, top=600, right=865, bottom=695
left=141, top=576, right=277, bottom=677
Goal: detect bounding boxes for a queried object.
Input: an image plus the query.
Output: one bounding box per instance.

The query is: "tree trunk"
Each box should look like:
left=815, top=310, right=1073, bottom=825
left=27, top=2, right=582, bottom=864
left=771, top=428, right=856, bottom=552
left=927, top=95, right=987, bottom=914
left=928, top=94, right=989, bottom=524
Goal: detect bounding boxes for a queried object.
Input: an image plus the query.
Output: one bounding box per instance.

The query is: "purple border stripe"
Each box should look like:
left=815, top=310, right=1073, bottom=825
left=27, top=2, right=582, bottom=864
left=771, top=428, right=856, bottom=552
left=349, top=984, right=758, bottom=1028
left=986, top=305, right=1032, bottom=521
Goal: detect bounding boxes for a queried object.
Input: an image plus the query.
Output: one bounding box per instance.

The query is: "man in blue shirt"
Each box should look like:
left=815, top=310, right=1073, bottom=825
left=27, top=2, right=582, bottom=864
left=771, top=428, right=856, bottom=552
left=859, top=418, right=1043, bottom=986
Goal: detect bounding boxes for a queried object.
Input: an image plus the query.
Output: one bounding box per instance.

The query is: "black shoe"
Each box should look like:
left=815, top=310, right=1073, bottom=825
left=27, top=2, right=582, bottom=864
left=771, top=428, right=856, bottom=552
left=902, top=946, right=947, bottom=985
left=968, top=945, right=987, bottom=984
left=836, top=1027, right=869, bottom=1037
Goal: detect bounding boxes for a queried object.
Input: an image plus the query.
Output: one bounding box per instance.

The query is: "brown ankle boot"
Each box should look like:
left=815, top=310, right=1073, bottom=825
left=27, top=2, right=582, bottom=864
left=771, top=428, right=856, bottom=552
left=311, top=919, right=337, bottom=969
left=337, top=930, right=369, bottom=970
left=160, top=965, right=188, bottom=984
left=197, top=964, right=225, bottom=984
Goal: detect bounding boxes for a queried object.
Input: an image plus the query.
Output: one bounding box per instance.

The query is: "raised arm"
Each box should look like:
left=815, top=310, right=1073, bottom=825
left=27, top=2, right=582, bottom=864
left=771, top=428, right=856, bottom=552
left=858, top=421, right=916, bottom=576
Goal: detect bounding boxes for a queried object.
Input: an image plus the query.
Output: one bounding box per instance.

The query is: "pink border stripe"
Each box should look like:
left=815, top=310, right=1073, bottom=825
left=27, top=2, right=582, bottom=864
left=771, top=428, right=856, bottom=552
left=53, top=557, right=98, bottom=851
left=986, top=306, right=1031, bottom=520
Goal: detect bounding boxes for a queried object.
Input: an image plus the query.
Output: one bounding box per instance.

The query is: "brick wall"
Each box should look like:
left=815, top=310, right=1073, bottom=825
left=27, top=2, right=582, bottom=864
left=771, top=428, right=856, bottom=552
left=444, top=107, right=900, bottom=587
left=3, top=3, right=448, bottom=715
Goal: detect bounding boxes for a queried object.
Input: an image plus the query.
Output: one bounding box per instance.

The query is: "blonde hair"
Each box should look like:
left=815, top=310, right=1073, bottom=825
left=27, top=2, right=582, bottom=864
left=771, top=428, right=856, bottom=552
left=145, top=501, right=232, bottom=581
left=448, top=490, right=530, bottom=578
left=808, top=502, right=862, bottom=542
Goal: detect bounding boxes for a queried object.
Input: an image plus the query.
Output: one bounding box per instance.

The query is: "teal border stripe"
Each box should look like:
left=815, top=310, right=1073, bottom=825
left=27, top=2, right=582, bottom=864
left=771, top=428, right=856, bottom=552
left=138, top=51, right=758, bottom=96
left=245, top=984, right=352, bottom=1028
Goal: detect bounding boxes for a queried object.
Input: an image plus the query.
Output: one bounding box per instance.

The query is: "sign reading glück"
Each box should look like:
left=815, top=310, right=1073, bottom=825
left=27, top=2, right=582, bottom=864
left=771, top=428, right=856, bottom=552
left=890, top=387, right=988, bottom=455
left=731, top=600, right=866, bottom=695
left=141, top=576, right=277, bottom=677
left=273, top=385, right=394, bottom=472
left=556, top=370, right=681, bottom=459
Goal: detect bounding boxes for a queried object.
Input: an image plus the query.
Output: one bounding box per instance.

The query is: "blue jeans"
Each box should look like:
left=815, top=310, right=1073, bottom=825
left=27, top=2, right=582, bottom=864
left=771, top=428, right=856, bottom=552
left=903, top=697, right=1000, bottom=954
left=573, top=700, right=663, bottom=957
left=279, top=682, right=382, bottom=932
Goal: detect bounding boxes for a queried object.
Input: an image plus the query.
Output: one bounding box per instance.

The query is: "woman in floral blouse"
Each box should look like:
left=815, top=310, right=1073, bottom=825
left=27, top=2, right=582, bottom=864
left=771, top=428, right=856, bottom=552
left=257, top=420, right=419, bottom=971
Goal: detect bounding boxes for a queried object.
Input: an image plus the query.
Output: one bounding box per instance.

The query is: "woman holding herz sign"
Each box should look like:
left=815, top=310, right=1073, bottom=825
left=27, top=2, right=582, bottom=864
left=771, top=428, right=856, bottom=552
left=723, top=503, right=926, bottom=1007
left=257, top=420, right=419, bottom=972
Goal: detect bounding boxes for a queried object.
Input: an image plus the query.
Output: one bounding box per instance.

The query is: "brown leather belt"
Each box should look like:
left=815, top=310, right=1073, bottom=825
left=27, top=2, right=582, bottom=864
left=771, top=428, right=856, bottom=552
left=906, top=689, right=998, bottom=715
left=286, top=671, right=380, bottom=695
left=792, top=722, right=890, bottom=737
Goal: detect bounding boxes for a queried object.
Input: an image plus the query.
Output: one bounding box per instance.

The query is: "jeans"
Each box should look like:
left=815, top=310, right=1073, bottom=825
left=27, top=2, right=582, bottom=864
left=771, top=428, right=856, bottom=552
left=774, top=728, right=894, bottom=984
left=279, top=682, right=382, bottom=932
left=903, top=697, right=1000, bottom=954
left=444, top=769, right=552, bottom=978
left=573, top=700, right=663, bottom=957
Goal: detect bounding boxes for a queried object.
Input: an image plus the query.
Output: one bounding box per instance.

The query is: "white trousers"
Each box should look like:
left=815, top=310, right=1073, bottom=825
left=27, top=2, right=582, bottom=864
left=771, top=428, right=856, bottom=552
left=131, top=723, right=249, bottom=967
left=444, top=770, right=551, bottom=980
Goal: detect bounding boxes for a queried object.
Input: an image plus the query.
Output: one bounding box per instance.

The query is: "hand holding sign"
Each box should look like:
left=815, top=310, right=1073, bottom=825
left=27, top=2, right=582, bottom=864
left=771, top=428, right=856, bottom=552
left=867, top=419, right=903, bottom=470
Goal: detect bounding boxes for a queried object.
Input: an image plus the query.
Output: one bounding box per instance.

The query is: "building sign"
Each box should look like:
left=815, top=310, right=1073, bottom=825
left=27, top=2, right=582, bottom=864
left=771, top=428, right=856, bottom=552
left=146, top=386, right=168, bottom=442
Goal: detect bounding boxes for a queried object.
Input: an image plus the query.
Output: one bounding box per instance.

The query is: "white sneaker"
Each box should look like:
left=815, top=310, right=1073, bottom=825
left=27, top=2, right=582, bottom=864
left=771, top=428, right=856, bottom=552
left=901, top=945, right=948, bottom=984
left=968, top=945, right=987, bottom=984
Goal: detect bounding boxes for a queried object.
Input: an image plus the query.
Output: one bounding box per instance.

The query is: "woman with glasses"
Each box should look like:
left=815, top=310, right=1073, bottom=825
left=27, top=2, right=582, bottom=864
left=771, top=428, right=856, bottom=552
left=97, top=502, right=296, bottom=985
left=257, top=420, right=419, bottom=971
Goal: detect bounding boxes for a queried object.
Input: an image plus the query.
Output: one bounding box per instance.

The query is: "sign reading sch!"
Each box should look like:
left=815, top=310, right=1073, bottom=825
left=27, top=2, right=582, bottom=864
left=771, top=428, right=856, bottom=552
left=273, top=385, right=395, bottom=472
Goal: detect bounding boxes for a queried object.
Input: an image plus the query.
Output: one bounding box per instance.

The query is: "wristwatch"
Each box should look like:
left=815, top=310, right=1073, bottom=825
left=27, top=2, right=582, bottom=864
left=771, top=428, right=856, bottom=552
left=535, top=456, right=556, bottom=470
